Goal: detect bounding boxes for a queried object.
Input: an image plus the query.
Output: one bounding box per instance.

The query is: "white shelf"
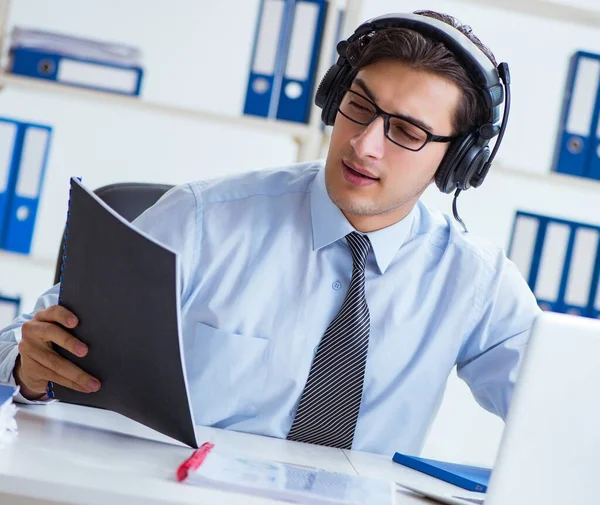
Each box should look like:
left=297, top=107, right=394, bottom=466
left=457, top=0, right=600, bottom=28
left=493, top=163, right=600, bottom=192
left=0, top=73, right=315, bottom=143
left=0, top=249, right=56, bottom=269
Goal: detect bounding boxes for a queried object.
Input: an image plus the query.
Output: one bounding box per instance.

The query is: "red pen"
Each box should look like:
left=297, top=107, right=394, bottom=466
left=176, top=442, right=215, bottom=482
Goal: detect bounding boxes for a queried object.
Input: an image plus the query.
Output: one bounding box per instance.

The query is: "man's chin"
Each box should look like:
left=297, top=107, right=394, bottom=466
left=331, top=195, right=380, bottom=217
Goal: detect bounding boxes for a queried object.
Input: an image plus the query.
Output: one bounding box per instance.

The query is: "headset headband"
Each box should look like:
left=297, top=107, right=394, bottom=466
left=345, top=13, right=504, bottom=124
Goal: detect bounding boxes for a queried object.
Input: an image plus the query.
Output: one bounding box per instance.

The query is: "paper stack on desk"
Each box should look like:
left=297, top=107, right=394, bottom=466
left=179, top=444, right=394, bottom=505
left=0, top=384, right=18, bottom=449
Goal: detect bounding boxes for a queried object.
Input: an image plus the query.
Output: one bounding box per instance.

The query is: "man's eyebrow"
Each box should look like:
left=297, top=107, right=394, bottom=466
left=353, top=77, right=378, bottom=104
left=352, top=77, right=435, bottom=133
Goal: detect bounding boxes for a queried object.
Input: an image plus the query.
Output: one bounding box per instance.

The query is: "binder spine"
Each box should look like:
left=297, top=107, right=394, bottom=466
left=553, top=51, right=600, bottom=178
left=511, top=211, right=600, bottom=318
left=2, top=123, right=52, bottom=255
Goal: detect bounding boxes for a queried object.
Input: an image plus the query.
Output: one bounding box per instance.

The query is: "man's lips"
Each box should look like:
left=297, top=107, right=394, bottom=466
left=343, top=161, right=379, bottom=180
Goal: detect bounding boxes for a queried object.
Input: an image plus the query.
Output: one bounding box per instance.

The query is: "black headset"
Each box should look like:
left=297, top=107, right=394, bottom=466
left=315, top=13, right=511, bottom=195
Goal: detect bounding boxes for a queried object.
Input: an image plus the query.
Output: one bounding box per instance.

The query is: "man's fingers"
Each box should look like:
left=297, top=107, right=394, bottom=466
left=26, top=356, right=93, bottom=394
left=18, top=306, right=96, bottom=397
left=25, top=345, right=100, bottom=393
left=34, top=305, right=79, bottom=329
left=23, top=320, right=88, bottom=358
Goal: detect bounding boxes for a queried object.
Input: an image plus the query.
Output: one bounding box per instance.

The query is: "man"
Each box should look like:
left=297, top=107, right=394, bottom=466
left=0, top=10, right=540, bottom=455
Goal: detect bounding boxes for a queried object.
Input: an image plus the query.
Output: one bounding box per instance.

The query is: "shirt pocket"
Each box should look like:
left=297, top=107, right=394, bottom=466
left=187, top=322, right=270, bottom=426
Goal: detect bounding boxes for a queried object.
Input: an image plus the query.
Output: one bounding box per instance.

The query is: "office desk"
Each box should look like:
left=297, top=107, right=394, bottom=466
left=0, top=403, right=483, bottom=505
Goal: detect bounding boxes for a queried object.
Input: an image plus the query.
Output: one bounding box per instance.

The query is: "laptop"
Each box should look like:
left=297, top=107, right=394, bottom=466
left=400, top=311, right=600, bottom=505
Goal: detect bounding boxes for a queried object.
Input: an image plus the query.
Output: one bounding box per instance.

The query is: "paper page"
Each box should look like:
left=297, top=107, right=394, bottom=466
left=0, top=385, right=19, bottom=450
left=185, top=450, right=394, bottom=505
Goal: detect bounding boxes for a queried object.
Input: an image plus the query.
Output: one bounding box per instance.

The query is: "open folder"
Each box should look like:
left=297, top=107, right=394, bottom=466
left=53, top=177, right=198, bottom=448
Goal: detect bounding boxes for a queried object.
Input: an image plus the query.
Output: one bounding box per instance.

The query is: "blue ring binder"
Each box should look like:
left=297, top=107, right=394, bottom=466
left=509, top=211, right=600, bottom=318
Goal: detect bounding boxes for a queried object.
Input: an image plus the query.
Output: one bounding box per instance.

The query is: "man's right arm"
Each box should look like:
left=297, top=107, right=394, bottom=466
left=0, top=283, right=100, bottom=401
left=0, top=283, right=60, bottom=386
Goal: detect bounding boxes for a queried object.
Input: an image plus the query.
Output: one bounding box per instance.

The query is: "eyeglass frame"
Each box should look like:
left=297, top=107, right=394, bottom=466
left=336, top=87, right=460, bottom=152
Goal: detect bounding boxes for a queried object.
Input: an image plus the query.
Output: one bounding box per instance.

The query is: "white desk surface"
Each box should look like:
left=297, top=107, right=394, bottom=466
left=0, top=403, right=484, bottom=505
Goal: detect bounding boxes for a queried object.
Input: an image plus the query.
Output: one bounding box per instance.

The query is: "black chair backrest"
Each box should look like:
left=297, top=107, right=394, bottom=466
left=53, top=182, right=174, bottom=285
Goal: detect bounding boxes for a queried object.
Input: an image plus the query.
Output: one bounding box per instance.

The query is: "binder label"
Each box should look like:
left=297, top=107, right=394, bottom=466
left=16, top=127, right=49, bottom=198
left=535, top=222, right=570, bottom=303
left=509, top=214, right=539, bottom=283
left=567, top=57, right=600, bottom=137
left=285, top=2, right=320, bottom=82
left=564, top=228, right=599, bottom=307
left=58, top=59, right=139, bottom=93
left=253, top=0, right=286, bottom=76
left=0, top=122, right=17, bottom=192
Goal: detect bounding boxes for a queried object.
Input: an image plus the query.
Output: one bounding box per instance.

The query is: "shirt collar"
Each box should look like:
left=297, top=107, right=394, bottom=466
left=310, top=165, right=416, bottom=274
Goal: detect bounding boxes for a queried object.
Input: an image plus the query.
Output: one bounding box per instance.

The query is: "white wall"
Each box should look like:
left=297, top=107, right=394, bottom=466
left=1, top=0, right=599, bottom=468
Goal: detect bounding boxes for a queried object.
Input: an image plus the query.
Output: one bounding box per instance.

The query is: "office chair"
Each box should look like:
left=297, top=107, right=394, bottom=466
left=53, top=182, right=174, bottom=285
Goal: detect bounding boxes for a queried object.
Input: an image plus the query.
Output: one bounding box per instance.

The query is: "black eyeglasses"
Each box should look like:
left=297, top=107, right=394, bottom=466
left=337, top=88, right=458, bottom=152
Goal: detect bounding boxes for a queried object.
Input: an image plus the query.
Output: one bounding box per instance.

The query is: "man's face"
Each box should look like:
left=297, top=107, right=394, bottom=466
left=324, top=59, right=462, bottom=232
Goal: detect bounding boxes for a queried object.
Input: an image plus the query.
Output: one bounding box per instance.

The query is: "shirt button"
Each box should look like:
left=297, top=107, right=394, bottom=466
left=332, top=281, right=342, bottom=290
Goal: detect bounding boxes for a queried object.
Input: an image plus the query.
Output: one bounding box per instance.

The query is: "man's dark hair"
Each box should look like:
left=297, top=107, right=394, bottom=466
left=345, top=10, right=498, bottom=136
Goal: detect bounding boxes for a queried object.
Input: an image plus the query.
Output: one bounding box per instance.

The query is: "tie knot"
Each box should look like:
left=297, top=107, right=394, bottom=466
left=346, top=232, right=370, bottom=271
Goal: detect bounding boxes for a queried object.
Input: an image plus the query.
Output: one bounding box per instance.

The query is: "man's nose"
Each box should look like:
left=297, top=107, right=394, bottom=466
left=349, top=116, right=386, bottom=160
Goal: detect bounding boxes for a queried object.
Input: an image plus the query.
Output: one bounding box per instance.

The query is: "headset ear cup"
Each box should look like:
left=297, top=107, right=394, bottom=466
left=315, top=59, right=355, bottom=126
left=315, top=63, right=343, bottom=126
left=315, top=65, right=338, bottom=109
left=435, top=136, right=473, bottom=194
left=455, top=136, right=491, bottom=190
left=469, top=147, right=491, bottom=188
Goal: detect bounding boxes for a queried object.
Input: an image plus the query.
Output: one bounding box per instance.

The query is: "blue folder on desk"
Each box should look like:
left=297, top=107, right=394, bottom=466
left=392, top=452, right=491, bottom=493
left=0, top=384, right=18, bottom=407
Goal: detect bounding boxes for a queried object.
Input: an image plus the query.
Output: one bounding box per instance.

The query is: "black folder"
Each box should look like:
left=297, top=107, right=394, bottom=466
left=53, top=177, right=198, bottom=448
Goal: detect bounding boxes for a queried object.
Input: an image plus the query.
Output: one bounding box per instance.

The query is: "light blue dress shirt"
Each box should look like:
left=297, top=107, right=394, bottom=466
left=0, top=161, right=541, bottom=455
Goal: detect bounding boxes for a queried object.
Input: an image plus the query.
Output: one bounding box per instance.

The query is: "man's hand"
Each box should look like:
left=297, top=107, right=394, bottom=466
left=14, top=305, right=101, bottom=400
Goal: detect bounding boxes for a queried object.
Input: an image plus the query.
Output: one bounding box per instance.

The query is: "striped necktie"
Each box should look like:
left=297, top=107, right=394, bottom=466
left=287, top=232, right=371, bottom=449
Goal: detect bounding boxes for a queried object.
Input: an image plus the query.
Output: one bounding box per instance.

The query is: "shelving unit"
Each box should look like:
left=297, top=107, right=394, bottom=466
left=0, top=0, right=598, bottom=272
left=0, top=0, right=363, bottom=163
left=3, top=0, right=597, bottom=163
left=0, top=0, right=362, bottom=273
left=0, top=73, right=314, bottom=142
